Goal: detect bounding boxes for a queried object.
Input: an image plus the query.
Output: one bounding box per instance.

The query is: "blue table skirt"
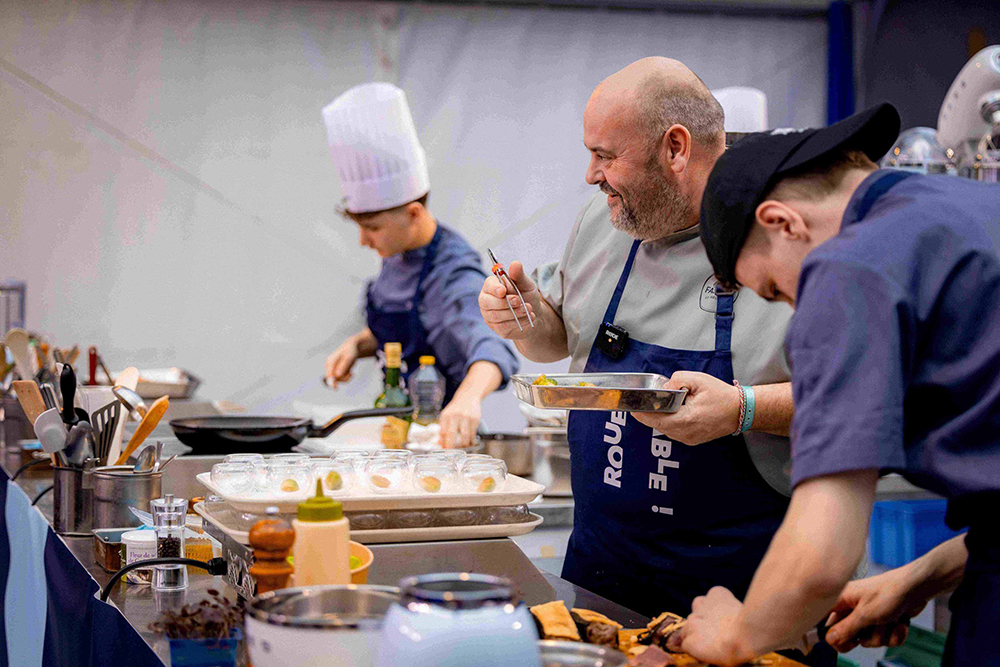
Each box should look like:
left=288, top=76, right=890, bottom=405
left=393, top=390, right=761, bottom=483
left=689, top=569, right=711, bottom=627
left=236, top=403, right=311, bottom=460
left=0, top=468, right=161, bottom=667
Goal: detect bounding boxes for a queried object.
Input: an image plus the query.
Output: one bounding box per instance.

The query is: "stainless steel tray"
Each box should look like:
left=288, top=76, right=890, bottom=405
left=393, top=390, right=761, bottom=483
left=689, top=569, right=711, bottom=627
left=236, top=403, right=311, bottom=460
left=511, top=373, right=686, bottom=413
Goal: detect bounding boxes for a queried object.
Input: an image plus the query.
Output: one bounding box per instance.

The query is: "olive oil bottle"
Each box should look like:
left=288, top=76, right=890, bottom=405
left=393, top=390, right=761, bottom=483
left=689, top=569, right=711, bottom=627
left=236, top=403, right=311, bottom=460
left=376, top=342, right=411, bottom=448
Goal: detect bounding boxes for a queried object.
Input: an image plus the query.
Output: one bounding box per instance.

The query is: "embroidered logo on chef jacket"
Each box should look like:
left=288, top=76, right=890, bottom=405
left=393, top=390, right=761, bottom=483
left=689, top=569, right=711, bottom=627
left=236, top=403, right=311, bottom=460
left=649, top=430, right=678, bottom=516
left=770, top=127, right=807, bottom=135
left=699, top=275, right=740, bottom=313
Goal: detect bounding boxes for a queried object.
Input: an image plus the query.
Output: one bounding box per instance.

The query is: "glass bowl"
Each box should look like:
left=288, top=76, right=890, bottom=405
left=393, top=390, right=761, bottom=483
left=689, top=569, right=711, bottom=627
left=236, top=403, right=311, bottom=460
left=461, top=460, right=507, bottom=493
left=365, top=458, right=410, bottom=494
left=411, top=458, right=459, bottom=494
left=210, top=462, right=255, bottom=495
left=265, top=461, right=313, bottom=494
left=312, top=460, right=356, bottom=495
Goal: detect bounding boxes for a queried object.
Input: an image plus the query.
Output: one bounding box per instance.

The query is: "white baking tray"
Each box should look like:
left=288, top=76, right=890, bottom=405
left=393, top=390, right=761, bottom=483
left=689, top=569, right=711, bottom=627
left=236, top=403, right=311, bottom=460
left=194, top=502, right=543, bottom=545
left=196, top=472, right=545, bottom=514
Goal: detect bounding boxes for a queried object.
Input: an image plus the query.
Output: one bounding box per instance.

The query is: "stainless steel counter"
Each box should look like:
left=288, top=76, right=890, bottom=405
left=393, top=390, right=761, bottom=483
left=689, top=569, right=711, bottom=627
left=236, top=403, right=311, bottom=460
left=7, top=459, right=648, bottom=666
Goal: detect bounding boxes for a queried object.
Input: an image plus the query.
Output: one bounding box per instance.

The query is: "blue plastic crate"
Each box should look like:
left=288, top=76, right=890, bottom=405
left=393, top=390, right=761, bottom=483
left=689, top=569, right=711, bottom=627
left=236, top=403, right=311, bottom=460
left=869, top=500, right=964, bottom=568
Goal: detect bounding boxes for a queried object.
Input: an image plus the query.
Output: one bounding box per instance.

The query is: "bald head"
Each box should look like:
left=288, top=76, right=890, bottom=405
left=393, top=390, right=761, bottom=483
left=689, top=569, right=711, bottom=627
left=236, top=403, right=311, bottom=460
left=592, top=57, right=724, bottom=148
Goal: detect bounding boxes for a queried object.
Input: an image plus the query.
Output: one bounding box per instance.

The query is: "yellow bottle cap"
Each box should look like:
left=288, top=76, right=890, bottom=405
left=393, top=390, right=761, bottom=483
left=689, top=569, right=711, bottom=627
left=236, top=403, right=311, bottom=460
left=419, top=356, right=435, bottom=366
left=297, top=480, right=343, bottom=522
left=384, top=342, right=402, bottom=368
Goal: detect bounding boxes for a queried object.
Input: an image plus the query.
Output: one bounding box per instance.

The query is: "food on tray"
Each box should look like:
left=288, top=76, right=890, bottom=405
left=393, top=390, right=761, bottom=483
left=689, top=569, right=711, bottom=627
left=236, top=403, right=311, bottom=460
left=532, top=374, right=558, bottom=386
left=476, top=477, right=497, bottom=493
left=418, top=475, right=442, bottom=493
left=578, top=381, right=596, bottom=387
left=324, top=471, right=343, bottom=491
left=530, top=600, right=580, bottom=641
left=370, top=474, right=392, bottom=489
left=530, top=603, right=803, bottom=667
left=280, top=479, right=300, bottom=492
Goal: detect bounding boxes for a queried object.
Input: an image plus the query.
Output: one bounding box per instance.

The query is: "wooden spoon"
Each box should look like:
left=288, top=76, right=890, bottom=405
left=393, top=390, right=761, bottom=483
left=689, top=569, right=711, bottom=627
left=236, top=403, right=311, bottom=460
left=5, top=329, right=37, bottom=381
left=12, top=380, right=57, bottom=466
left=114, top=395, right=169, bottom=465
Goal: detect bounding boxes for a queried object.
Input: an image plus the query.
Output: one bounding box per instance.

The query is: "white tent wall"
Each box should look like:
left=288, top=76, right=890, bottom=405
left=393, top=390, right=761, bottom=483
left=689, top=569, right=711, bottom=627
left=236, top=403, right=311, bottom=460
left=0, top=0, right=826, bottom=429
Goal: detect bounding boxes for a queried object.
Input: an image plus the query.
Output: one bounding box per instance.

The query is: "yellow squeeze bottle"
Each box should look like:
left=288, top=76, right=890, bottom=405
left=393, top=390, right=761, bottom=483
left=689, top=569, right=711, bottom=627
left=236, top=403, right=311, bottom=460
left=291, top=480, right=350, bottom=586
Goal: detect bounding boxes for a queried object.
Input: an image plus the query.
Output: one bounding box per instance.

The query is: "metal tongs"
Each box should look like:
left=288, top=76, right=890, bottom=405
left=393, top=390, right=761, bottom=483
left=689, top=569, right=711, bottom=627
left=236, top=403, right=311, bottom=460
left=488, top=248, right=534, bottom=332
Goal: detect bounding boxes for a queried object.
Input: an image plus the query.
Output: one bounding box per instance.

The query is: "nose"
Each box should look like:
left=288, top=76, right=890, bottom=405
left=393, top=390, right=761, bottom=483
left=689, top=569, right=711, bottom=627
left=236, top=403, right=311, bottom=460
left=585, top=154, right=602, bottom=186
left=359, top=229, right=374, bottom=248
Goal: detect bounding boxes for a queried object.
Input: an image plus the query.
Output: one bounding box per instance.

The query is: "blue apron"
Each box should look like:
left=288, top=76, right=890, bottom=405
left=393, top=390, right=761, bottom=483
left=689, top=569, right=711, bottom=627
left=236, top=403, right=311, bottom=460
left=366, top=227, right=459, bottom=403
left=943, top=500, right=999, bottom=664
left=561, top=239, right=790, bottom=618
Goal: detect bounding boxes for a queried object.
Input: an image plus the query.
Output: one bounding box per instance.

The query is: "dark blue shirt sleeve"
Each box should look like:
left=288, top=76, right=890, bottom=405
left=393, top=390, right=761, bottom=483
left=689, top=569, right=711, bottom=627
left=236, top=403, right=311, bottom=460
left=422, top=262, right=520, bottom=391
left=787, top=259, right=909, bottom=487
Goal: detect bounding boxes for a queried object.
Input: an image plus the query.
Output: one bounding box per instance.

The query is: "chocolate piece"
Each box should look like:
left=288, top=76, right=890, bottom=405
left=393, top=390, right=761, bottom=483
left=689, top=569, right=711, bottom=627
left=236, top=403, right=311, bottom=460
left=586, top=621, right=620, bottom=647
left=639, top=612, right=686, bottom=649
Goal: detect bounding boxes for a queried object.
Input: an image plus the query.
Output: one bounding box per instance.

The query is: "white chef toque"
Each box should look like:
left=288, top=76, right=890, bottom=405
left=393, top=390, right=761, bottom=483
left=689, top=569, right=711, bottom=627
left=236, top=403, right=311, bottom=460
left=712, top=86, right=768, bottom=132
left=322, top=83, right=431, bottom=214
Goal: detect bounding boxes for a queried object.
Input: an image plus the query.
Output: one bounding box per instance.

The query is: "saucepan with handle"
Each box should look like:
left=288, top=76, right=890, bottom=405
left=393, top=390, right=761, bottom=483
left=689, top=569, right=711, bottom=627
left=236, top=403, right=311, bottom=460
left=169, top=406, right=414, bottom=455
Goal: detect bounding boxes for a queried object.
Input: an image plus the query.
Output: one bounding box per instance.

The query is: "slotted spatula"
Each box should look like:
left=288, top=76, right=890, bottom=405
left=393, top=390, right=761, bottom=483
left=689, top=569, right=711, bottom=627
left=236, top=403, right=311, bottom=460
left=90, top=400, right=121, bottom=464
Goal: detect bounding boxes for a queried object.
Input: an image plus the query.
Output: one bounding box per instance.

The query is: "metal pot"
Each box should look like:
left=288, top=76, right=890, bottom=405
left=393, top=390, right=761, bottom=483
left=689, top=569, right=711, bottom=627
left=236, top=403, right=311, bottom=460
left=245, top=585, right=399, bottom=667
left=528, top=427, right=571, bottom=497
left=53, top=466, right=93, bottom=536
left=538, top=640, right=628, bottom=667
left=481, top=433, right=533, bottom=476
left=91, top=465, right=162, bottom=530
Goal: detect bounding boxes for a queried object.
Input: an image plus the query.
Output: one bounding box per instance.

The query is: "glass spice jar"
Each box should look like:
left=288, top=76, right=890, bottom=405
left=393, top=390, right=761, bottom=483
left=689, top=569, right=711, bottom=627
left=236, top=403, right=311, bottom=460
left=150, top=494, right=188, bottom=591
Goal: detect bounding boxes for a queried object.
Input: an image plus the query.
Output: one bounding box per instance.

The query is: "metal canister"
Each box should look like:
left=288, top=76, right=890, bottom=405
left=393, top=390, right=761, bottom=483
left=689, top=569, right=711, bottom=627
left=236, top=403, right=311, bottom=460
left=53, top=466, right=93, bottom=536
left=481, top=433, right=534, bottom=476
left=92, top=465, right=162, bottom=530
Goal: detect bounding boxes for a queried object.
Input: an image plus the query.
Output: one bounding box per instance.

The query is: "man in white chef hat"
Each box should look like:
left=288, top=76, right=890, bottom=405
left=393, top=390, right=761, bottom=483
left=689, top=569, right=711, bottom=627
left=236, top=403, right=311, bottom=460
left=321, top=83, right=518, bottom=447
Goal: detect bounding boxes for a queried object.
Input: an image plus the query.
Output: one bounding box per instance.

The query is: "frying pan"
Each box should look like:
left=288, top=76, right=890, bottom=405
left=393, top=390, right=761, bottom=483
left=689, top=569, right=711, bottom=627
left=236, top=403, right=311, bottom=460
left=170, top=406, right=414, bottom=455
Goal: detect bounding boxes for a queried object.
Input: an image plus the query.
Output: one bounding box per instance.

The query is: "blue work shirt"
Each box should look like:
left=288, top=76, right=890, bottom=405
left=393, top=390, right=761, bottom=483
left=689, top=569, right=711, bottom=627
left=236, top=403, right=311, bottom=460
left=368, top=223, right=519, bottom=390
left=787, top=170, right=1000, bottom=502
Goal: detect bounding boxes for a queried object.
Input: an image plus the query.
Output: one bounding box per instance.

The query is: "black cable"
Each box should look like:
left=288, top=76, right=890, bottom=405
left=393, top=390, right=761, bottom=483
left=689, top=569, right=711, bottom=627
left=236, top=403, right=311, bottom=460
left=12, top=457, right=51, bottom=481
left=31, top=484, right=53, bottom=505
left=101, top=557, right=228, bottom=602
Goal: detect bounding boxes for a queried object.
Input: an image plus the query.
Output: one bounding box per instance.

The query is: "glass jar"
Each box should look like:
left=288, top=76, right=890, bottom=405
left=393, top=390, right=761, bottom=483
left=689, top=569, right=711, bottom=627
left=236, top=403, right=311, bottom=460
left=150, top=494, right=188, bottom=591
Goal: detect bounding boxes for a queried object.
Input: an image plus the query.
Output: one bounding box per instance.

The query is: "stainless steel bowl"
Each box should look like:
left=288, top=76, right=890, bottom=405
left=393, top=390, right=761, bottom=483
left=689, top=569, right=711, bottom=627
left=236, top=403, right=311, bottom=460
left=538, top=640, right=629, bottom=667
left=245, top=585, right=400, bottom=667
left=481, top=432, right=533, bottom=476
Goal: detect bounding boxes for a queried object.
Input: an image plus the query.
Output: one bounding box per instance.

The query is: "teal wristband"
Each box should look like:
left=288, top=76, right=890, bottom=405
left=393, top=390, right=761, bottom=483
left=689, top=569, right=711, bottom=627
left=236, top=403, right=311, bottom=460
left=740, top=385, right=755, bottom=433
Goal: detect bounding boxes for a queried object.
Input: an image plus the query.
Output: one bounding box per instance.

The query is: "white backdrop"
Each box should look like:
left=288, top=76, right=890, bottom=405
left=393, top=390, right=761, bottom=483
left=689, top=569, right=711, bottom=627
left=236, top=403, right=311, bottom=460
left=1, top=0, right=827, bottom=429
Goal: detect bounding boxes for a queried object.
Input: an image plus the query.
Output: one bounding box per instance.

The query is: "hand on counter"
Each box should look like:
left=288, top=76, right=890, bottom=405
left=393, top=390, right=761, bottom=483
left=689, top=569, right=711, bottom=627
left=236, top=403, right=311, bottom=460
left=439, top=393, right=481, bottom=449
left=670, top=586, right=756, bottom=667
left=633, top=371, right=742, bottom=445
left=478, top=261, right=539, bottom=340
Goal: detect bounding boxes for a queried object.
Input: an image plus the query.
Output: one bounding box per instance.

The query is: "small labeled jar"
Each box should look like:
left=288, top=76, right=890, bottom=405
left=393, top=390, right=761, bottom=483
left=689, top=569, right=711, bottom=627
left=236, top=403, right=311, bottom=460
left=121, top=529, right=157, bottom=584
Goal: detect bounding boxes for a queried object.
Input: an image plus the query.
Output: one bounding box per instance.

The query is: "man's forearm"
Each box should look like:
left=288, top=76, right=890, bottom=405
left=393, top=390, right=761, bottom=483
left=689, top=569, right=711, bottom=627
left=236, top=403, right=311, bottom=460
left=750, top=382, right=793, bottom=436
left=513, top=298, right=570, bottom=363
left=734, top=471, right=878, bottom=657
left=354, top=328, right=379, bottom=357
left=903, top=534, right=967, bottom=601
left=453, top=361, right=503, bottom=402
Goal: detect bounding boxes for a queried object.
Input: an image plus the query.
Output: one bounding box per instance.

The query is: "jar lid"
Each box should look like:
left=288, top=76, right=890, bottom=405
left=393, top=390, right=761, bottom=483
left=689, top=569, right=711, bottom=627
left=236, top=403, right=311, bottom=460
left=297, top=480, right=343, bottom=522
left=418, top=355, right=435, bottom=366
left=121, top=530, right=156, bottom=544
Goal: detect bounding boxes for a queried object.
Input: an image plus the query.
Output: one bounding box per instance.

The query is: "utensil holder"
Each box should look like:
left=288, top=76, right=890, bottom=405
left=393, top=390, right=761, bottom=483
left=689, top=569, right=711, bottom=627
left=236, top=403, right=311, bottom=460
left=53, top=466, right=94, bottom=536
left=92, top=465, right=162, bottom=530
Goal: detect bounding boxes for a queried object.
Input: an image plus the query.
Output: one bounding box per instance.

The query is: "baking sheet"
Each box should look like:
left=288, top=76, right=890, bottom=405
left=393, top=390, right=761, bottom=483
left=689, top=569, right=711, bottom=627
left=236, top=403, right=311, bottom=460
left=512, top=373, right=686, bottom=413
left=196, top=472, right=545, bottom=513
left=194, top=502, right=543, bottom=545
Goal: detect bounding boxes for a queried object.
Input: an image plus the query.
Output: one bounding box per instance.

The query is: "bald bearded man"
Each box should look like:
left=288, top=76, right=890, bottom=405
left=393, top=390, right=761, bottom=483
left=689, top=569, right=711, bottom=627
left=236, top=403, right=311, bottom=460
left=480, top=58, right=830, bottom=664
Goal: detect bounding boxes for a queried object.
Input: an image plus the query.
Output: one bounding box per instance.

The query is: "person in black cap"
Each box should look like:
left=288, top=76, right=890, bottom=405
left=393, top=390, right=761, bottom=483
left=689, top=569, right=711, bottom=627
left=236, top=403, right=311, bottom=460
left=672, top=103, right=1000, bottom=666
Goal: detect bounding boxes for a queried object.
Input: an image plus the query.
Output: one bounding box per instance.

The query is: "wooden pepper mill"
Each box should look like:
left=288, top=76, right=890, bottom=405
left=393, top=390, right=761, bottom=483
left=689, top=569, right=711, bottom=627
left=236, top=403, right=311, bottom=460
left=248, top=507, right=295, bottom=595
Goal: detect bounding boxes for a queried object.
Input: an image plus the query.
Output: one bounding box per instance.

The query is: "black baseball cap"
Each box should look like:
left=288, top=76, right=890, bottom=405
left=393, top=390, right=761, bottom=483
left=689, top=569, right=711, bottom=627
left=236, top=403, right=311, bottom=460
left=700, top=103, right=901, bottom=286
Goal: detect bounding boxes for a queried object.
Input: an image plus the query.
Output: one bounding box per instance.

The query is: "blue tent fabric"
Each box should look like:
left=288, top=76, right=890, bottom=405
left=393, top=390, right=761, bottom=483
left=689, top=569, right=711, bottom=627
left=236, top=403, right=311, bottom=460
left=827, top=0, right=856, bottom=123
left=0, top=468, right=162, bottom=667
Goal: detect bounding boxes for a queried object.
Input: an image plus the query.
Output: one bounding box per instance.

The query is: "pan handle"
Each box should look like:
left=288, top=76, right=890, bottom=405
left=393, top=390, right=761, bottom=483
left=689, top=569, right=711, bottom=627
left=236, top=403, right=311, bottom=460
left=310, top=406, right=415, bottom=439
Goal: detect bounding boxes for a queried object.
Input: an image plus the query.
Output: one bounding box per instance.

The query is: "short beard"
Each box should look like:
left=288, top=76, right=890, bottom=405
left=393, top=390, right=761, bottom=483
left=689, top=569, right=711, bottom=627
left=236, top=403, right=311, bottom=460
left=602, top=156, right=694, bottom=240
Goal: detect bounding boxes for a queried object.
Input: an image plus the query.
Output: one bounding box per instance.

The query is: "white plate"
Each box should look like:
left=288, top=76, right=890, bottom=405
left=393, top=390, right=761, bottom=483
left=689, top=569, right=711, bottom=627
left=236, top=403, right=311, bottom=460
left=196, top=472, right=545, bottom=514
left=194, top=502, right=543, bottom=545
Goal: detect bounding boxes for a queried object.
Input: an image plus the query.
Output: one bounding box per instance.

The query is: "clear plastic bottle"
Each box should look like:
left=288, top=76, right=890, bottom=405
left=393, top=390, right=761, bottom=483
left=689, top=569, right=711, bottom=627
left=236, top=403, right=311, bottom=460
left=411, top=356, right=446, bottom=426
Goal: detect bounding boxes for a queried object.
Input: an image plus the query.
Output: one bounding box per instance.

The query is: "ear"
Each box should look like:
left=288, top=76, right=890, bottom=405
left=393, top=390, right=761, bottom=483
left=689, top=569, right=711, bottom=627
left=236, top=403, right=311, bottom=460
left=404, top=201, right=423, bottom=224
left=660, top=124, right=692, bottom=175
left=755, top=200, right=810, bottom=242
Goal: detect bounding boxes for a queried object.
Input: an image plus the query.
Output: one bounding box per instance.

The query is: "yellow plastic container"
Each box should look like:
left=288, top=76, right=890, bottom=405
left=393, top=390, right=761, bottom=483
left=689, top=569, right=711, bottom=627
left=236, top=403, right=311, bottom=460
left=349, top=541, right=374, bottom=584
